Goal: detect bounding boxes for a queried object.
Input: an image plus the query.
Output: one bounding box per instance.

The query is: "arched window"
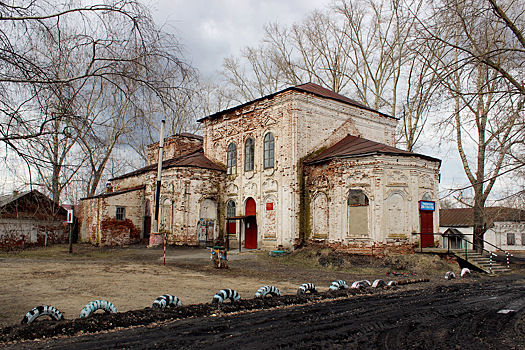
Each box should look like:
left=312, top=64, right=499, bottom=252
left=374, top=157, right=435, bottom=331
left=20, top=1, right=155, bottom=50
left=227, top=143, right=237, bottom=175
left=348, top=190, right=369, bottom=206
left=422, top=193, right=432, bottom=201
left=263, top=132, right=274, bottom=169
left=227, top=200, right=236, bottom=235
left=227, top=200, right=236, bottom=217
left=244, top=137, right=254, bottom=171
left=348, top=190, right=369, bottom=236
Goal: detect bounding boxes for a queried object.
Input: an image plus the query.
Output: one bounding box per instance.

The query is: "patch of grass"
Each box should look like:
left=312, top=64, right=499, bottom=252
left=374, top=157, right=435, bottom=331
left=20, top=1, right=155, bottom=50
left=264, top=246, right=457, bottom=275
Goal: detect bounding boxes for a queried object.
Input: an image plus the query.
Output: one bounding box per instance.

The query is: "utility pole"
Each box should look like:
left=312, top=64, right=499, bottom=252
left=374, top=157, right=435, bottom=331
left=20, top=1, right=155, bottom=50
left=153, top=120, right=165, bottom=233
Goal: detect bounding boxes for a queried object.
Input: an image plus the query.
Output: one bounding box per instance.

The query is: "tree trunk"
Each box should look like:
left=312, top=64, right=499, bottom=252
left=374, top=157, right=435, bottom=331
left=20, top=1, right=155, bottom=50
left=472, top=199, right=486, bottom=253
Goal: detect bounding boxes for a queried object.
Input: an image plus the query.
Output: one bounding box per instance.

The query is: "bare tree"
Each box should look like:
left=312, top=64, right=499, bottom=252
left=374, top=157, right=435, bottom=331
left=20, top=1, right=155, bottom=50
left=423, top=0, right=525, bottom=249
left=219, top=0, right=442, bottom=152
left=0, top=1, right=196, bottom=201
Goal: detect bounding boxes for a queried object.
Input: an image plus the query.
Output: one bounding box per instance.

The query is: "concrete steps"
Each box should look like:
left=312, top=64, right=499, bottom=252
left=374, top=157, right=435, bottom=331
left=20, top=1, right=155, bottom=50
left=453, top=250, right=511, bottom=274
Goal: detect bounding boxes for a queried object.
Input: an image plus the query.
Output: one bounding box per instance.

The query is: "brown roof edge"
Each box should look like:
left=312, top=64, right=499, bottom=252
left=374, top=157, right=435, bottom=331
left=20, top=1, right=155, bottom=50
left=304, top=135, right=441, bottom=165
left=439, top=207, right=525, bottom=227
left=81, top=185, right=146, bottom=201
left=110, top=149, right=225, bottom=181
left=197, top=83, right=397, bottom=123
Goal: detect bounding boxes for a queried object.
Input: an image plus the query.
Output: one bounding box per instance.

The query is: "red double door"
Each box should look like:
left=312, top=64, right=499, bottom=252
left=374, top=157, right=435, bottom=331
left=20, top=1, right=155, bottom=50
left=245, top=198, right=257, bottom=249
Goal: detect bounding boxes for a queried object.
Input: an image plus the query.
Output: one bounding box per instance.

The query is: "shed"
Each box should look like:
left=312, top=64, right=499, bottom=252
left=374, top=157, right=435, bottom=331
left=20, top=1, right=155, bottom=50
left=0, top=190, right=68, bottom=250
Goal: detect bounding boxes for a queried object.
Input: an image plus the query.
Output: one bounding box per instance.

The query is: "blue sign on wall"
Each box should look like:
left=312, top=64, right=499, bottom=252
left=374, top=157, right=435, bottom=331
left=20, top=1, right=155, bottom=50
left=420, top=201, right=435, bottom=211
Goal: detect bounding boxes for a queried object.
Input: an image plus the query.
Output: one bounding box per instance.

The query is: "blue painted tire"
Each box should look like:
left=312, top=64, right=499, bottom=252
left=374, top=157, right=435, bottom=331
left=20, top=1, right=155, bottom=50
left=329, top=280, right=349, bottom=291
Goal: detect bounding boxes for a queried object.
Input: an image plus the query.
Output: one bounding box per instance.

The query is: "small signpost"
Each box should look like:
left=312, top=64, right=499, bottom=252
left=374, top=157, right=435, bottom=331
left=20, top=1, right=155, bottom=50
left=66, top=208, right=74, bottom=253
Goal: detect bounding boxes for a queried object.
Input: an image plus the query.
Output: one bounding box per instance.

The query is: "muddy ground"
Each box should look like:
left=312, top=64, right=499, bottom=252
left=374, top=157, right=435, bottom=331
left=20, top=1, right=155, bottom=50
left=1, top=244, right=524, bottom=349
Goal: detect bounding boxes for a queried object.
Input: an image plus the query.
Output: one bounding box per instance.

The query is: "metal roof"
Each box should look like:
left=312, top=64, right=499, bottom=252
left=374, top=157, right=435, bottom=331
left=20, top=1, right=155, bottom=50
left=0, top=189, right=67, bottom=217
left=305, top=135, right=441, bottom=165
left=111, top=148, right=225, bottom=181
left=197, top=82, right=396, bottom=123
left=440, top=207, right=525, bottom=227
left=0, top=191, right=31, bottom=207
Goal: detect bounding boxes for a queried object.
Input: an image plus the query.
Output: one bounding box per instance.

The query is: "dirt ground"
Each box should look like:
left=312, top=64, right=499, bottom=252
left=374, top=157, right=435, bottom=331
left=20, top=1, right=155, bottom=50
left=1, top=244, right=524, bottom=348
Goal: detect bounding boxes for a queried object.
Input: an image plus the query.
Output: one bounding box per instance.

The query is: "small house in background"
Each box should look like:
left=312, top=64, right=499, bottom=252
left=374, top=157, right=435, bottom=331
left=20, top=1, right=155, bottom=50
left=0, top=190, right=68, bottom=250
left=440, top=207, right=525, bottom=252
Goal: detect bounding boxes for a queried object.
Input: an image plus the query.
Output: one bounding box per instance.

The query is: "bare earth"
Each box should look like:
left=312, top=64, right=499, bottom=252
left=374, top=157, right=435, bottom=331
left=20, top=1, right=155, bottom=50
left=1, top=244, right=524, bottom=349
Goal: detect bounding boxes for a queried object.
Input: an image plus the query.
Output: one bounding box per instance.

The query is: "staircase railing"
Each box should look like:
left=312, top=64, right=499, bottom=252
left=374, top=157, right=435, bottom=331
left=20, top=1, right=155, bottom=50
left=472, top=233, right=513, bottom=270
left=441, top=232, right=499, bottom=272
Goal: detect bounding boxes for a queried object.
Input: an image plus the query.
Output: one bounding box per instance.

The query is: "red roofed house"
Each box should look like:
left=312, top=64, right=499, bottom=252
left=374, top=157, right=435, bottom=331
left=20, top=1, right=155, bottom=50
left=79, top=83, right=441, bottom=252
left=440, top=207, right=525, bottom=253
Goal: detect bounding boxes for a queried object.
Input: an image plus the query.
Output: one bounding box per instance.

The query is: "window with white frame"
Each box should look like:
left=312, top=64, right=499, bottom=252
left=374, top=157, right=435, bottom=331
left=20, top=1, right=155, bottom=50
left=244, top=137, right=254, bottom=171
left=507, top=232, right=516, bottom=245
left=116, top=206, right=126, bottom=221
left=227, top=200, right=236, bottom=217
left=227, top=142, right=237, bottom=174
left=263, top=132, right=274, bottom=169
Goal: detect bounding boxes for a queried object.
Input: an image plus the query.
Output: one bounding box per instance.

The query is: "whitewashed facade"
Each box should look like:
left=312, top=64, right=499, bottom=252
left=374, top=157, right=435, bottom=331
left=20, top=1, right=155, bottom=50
left=79, top=83, right=441, bottom=252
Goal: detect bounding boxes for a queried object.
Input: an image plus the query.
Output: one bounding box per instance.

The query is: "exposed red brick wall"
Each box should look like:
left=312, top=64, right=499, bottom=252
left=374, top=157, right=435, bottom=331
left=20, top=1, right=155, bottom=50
left=147, top=134, right=203, bottom=165
left=100, top=218, right=141, bottom=246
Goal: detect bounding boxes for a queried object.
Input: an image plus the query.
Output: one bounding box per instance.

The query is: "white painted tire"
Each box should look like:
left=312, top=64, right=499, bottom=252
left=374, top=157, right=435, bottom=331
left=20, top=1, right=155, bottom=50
left=445, top=271, right=456, bottom=280
left=297, top=283, right=317, bottom=295
left=80, top=300, right=117, bottom=318
left=255, top=286, right=281, bottom=298
left=212, top=289, right=240, bottom=303
left=351, top=280, right=371, bottom=289
left=152, top=294, right=182, bottom=309
left=21, top=305, right=63, bottom=324
left=372, top=279, right=387, bottom=288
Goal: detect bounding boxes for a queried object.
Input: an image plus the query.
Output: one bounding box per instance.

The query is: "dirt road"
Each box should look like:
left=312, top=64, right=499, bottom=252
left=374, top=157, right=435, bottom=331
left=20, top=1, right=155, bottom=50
left=4, top=278, right=525, bottom=349
left=0, top=244, right=442, bottom=327
left=1, top=244, right=524, bottom=349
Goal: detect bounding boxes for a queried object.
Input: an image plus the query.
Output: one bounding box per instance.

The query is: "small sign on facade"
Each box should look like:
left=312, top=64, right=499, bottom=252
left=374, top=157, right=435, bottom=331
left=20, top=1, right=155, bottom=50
left=266, top=202, right=274, bottom=211
left=66, top=209, right=74, bottom=223
left=420, top=201, right=435, bottom=211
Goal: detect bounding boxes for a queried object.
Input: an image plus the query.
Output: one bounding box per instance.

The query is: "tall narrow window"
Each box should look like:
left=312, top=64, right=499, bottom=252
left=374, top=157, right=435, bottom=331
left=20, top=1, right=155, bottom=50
left=227, top=200, right=236, bottom=217
left=264, top=132, right=274, bottom=169
left=244, top=137, right=254, bottom=171
left=227, top=200, right=236, bottom=235
left=227, top=143, right=237, bottom=174
left=348, top=190, right=369, bottom=236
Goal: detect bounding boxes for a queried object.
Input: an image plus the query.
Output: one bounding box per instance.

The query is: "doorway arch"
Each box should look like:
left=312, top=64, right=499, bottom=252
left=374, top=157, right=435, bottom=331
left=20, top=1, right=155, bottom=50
left=199, top=198, right=217, bottom=246
left=245, top=197, right=257, bottom=249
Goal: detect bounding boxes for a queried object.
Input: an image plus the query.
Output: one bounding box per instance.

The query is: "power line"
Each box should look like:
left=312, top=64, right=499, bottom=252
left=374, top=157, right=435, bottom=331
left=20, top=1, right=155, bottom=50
left=439, top=162, right=525, bottom=200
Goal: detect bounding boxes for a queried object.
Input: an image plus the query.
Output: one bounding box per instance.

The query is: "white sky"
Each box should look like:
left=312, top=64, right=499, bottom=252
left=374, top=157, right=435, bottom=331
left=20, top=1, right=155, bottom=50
left=3, top=0, right=506, bottom=204
left=149, top=0, right=476, bottom=199
left=151, top=0, right=333, bottom=76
